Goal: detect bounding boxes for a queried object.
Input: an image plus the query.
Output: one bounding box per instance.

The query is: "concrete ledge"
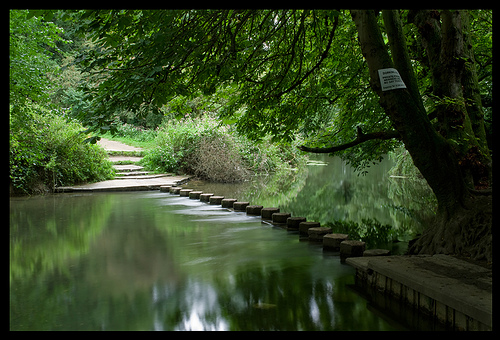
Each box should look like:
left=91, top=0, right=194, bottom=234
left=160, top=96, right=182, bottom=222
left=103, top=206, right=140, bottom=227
left=347, top=255, right=492, bottom=330
left=346, top=257, right=370, bottom=272
left=55, top=176, right=190, bottom=193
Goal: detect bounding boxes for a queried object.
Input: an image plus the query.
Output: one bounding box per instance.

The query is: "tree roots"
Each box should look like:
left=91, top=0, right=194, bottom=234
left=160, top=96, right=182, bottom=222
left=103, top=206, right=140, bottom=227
left=408, top=195, right=492, bottom=262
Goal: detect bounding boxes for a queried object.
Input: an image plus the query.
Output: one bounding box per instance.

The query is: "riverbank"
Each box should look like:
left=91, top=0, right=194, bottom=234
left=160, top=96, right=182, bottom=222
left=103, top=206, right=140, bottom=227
left=9, top=111, right=115, bottom=197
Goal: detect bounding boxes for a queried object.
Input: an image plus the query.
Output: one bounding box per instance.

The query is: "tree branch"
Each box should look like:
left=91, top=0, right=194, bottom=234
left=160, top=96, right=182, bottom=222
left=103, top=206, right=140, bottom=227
left=298, top=128, right=400, bottom=154
left=266, top=13, right=340, bottom=100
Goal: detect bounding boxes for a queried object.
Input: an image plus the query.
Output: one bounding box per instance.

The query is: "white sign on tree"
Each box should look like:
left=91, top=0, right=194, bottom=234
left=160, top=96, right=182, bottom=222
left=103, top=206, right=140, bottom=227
left=378, top=68, right=407, bottom=91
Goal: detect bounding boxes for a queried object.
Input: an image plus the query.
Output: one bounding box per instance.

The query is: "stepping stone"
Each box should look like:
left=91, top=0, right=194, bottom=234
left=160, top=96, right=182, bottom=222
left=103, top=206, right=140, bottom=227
left=189, top=191, right=203, bottom=199
left=261, top=207, right=279, bottom=219
left=169, top=187, right=182, bottom=194
left=221, top=198, right=238, bottom=208
left=209, top=196, right=225, bottom=205
left=308, top=227, right=332, bottom=242
left=287, top=217, right=306, bottom=230
left=233, top=201, right=249, bottom=211
left=115, top=171, right=151, bottom=176
left=323, top=233, right=349, bottom=250
left=180, top=189, right=193, bottom=197
left=117, top=174, right=170, bottom=179
left=340, top=240, right=366, bottom=261
left=160, top=185, right=172, bottom=192
left=113, top=164, right=145, bottom=172
left=299, top=221, right=320, bottom=235
left=55, top=175, right=191, bottom=192
left=272, top=212, right=291, bottom=225
left=246, top=205, right=263, bottom=216
left=200, top=193, right=214, bottom=202
left=108, top=155, right=144, bottom=163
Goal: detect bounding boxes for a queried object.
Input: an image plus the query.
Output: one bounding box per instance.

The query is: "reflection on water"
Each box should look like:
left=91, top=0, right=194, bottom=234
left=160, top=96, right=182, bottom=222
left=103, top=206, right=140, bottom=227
left=189, top=154, right=435, bottom=249
left=10, top=155, right=434, bottom=330
left=10, top=191, right=400, bottom=330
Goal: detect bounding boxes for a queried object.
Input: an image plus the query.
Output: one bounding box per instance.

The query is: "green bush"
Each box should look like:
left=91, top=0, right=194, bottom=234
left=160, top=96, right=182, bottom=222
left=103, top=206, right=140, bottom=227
left=141, top=115, right=225, bottom=175
left=10, top=105, right=115, bottom=195
left=141, top=115, right=306, bottom=182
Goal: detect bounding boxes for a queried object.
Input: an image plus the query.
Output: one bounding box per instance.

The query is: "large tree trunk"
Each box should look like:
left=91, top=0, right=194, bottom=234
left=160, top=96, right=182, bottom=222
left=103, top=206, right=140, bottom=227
left=351, top=10, right=468, bottom=216
left=350, top=10, right=492, bottom=262
left=410, top=10, right=492, bottom=189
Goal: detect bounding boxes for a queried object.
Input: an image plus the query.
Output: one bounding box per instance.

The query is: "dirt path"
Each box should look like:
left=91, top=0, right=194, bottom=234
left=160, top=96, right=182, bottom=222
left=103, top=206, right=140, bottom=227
left=97, top=138, right=144, bottom=152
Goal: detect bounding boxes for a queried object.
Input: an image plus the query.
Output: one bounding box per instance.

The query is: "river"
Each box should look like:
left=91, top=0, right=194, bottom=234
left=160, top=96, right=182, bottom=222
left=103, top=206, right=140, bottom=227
left=10, top=154, right=435, bottom=330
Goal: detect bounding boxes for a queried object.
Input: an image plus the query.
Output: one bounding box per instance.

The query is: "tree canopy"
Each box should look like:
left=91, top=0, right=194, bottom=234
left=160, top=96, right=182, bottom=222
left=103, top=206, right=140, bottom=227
left=62, top=10, right=491, bottom=176
left=68, top=10, right=397, bottom=168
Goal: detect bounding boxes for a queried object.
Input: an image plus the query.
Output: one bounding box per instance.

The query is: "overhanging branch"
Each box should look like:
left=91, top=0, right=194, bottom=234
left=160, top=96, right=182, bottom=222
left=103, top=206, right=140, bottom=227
left=298, top=128, right=400, bottom=154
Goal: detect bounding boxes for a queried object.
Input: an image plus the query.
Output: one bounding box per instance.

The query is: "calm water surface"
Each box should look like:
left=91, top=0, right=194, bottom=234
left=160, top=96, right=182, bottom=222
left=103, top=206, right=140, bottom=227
left=11, top=155, right=433, bottom=330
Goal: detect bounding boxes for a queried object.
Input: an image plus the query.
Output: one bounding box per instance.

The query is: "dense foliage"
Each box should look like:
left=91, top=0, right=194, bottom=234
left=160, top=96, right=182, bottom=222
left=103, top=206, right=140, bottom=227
left=61, top=10, right=491, bottom=176
left=9, top=10, right=114, bottom=195
left=141, top=115, right=306, bottom=182
left=10, top=108, right=115, bottom=195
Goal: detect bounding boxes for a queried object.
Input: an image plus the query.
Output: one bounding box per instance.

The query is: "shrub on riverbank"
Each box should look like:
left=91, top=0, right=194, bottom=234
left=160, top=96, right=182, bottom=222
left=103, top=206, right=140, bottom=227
left=140, top=115, right=306, bottom=182
left=10, top=106, right=115, bottom=195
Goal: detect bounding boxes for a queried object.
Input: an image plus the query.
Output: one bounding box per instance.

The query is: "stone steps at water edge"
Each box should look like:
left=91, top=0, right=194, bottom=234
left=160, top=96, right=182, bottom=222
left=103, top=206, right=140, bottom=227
left=112, top=162, right=175, bottom=181
left=116, top=174, right=172, bottom=179
left=116, top=171, right=151, bottom=176
left=113, top=164, right=145, bottom=172
left=108, top=155, right=144, bottom=164
left=53, top=137, right=190, bottom=192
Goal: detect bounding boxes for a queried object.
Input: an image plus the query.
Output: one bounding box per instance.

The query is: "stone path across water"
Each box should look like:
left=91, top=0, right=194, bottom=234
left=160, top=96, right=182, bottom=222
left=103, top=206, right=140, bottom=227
left=55, top=138, right=190, bottom=192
